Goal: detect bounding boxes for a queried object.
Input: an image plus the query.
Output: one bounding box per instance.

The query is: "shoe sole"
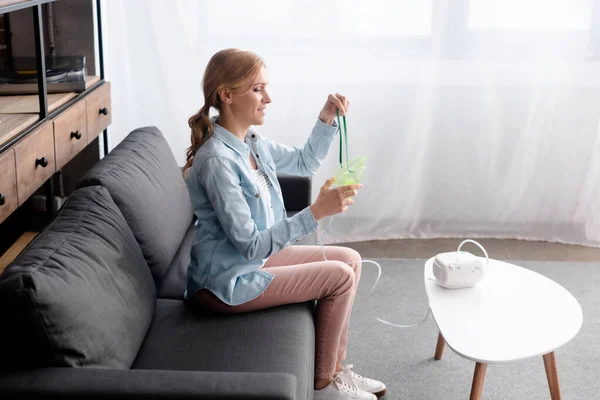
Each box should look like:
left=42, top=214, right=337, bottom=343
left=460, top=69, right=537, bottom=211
left=373, top=388, right=387, bottom=398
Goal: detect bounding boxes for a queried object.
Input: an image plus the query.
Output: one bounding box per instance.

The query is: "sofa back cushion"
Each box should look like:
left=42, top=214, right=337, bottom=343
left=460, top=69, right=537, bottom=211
left=0, top=186, right=156, bottom=370
left=77, top=126, right=194, bottom=285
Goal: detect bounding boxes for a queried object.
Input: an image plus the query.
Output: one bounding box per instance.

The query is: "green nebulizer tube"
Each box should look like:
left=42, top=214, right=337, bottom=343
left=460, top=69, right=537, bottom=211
left=333, top=109, right=367, bottom=187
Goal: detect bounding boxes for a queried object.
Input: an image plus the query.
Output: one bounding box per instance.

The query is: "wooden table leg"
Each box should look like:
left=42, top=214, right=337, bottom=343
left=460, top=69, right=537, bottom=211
left=469, top=362, right=487, bottom=400
left=434, top=332, right=445, bottom=360
left=543, top=352, right=562, bottom=400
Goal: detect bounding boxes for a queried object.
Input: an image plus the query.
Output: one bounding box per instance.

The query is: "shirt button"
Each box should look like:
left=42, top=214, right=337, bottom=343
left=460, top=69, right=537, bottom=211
left=255, top=193, right=260, bottom=198
left=251, top=134, right=256, bottom=138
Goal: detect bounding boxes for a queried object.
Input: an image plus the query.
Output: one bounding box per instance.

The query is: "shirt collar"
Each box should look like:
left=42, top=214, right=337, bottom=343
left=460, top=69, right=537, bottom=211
left=210, top=116, right=253, bottom=158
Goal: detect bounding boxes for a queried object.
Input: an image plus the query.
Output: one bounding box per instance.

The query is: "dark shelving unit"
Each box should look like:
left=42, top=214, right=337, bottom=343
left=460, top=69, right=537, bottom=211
left=0, top=0, right=108, bottom=156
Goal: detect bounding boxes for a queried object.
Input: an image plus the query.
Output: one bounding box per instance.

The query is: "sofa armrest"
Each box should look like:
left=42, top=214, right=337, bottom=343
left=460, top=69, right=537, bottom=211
left=276, top=174, right=311, bottom=212
left=0, top=368, right=297, bottom=399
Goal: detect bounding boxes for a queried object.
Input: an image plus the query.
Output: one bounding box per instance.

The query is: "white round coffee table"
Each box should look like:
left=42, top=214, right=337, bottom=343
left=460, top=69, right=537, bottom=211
left=424, top=257, right=583, bottom=400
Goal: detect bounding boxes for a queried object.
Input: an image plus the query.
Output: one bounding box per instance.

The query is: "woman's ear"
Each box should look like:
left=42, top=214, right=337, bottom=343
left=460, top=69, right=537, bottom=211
left=218, top=88, right=232, bottom=105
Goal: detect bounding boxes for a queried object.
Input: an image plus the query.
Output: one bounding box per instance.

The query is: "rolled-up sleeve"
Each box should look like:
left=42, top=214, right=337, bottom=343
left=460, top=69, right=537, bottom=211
left=265, top=118, right=338, bottom=176
left=199, top=157, right=318, bottom=261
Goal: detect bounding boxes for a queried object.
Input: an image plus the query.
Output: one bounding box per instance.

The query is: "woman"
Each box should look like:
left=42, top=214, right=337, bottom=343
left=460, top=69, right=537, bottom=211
left=183, top=48, right=386, bottom=400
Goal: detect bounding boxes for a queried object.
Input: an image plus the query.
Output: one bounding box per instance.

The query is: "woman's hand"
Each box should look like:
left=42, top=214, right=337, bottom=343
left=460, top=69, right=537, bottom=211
left=319, top=93, right=350, bottom=125
left=309, top=177, right=362, bottom=221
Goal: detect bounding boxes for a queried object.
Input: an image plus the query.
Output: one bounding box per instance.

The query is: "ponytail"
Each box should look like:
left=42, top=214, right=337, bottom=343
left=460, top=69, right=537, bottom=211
left=183, top=104, right=213, bottom=177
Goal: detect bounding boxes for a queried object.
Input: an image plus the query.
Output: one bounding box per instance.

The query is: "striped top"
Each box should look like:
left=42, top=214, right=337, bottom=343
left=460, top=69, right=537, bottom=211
left=251, top=166, right=275, bottom=228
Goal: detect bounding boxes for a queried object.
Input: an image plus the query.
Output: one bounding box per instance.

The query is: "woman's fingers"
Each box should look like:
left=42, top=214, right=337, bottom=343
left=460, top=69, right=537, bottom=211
left=329, top=94, right=346, bottom=115
left=340, top=183, right=362, bottom=193
left=323, top=177, right=336, bottom=189
left=342, top=190, right=358, bottom=199
left=335, top=93, right=350, bottom=114
left=335, top=93, right=349, bottom=112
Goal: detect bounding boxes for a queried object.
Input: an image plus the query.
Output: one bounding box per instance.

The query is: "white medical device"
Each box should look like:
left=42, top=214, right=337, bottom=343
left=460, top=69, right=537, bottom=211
left=432, top=239, right=489, bottom=289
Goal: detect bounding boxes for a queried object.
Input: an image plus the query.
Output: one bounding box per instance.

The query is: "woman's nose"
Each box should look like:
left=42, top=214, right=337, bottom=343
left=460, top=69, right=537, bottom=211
left=263, top=92, right=272, bottom=103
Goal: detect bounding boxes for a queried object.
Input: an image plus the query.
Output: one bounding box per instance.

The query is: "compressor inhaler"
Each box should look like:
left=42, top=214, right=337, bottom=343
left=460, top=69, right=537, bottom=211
left=432, top=240, right=489, bottom=289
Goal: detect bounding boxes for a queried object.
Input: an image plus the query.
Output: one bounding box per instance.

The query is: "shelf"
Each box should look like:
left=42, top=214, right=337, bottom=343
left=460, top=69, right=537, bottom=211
left=0, top=113, right=39, bottom=147
left=0, top=231, right=37, bottom=275
left=0, top=92, right=77, bottom=113
left=0, top=0, right=55, bottom=14
left=0, top=75, right=102, bottom=98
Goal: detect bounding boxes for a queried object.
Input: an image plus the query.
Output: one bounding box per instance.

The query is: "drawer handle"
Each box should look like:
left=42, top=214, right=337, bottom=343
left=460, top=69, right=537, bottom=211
left=99, top=107, right=109, bottom=116
left=35, top=157, right=48, bottom=168
left=71, top=130, right=82, bottom=140
left=0, top=193, right=5, bottom=206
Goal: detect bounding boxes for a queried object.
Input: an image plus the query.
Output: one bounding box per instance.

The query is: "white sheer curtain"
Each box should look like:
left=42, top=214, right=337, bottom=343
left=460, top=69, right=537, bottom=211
left=101, top=0, right=600, bottom=247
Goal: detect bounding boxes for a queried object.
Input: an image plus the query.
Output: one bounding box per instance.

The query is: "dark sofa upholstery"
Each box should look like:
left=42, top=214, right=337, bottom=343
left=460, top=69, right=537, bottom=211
left=76, top=126, right=195, bottom=286
left=0, top=127, right=316, bottom=399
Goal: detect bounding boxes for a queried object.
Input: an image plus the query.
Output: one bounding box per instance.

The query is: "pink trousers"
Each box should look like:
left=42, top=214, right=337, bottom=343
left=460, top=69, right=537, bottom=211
left=195, top=245, right=362, bottom=380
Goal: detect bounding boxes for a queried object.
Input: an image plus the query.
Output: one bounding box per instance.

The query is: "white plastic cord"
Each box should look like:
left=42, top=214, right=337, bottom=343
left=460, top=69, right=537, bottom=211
left=456, top=239, right=490, bottom=267
left=317, top=215, right=432, bottom=329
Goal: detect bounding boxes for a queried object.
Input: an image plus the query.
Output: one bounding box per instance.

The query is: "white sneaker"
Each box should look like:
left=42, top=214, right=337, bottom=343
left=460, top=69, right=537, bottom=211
left=335, top=364, right=387, bottom=397
left=314, top=375, right=377, bottom=400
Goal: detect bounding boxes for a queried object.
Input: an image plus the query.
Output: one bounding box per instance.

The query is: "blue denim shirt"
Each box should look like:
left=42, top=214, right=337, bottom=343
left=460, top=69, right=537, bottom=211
left=185, top=116, right=338, bottom=305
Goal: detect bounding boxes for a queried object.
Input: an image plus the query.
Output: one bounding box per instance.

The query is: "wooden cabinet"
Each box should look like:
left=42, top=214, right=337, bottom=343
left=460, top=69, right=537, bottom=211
left=0, top=150, right=18, bottom=224
left=0, top=81, right=112, bottom=220
left=0, top=81, right=111, bottom=214
left=13, top=122, right=56, bottom=206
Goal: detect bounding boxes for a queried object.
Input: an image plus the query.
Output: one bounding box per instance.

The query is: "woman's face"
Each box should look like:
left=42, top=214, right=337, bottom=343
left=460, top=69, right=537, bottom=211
left=230, top=65, right=271, bottom=126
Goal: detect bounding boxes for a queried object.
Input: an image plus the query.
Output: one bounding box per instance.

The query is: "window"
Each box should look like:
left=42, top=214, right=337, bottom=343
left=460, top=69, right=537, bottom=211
left=205, top=0, right=433, bottom=39
left=469, top=0, right=593, bottom=31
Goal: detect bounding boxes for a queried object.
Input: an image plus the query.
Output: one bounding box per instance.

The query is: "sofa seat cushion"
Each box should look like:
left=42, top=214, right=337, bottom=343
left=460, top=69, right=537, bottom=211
left=157, top=221, right=195, bottom=299
left=77, top=126, right=194, bottom=286
left=0, top=186, right=156, bottom=370
left=133, top=299, right=315, bottom=400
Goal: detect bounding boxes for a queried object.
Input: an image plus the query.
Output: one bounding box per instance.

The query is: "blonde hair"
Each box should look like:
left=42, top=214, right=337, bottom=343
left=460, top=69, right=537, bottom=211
left=183, top=48, right=265, bottom=177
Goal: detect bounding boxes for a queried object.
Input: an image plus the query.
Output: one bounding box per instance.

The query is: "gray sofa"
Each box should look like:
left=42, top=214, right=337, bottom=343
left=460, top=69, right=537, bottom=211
left=0, top=127, right=317, bottom=399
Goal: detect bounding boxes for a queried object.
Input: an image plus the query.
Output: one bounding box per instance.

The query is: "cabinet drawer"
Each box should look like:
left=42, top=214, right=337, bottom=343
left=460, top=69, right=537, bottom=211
left=14, top=122, right=56, bottom=206
left=53, top=100, right=88, bottom=171
left=86, top=82, right=111, bottom=140
left=0, top=150, right=18, bottom=223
